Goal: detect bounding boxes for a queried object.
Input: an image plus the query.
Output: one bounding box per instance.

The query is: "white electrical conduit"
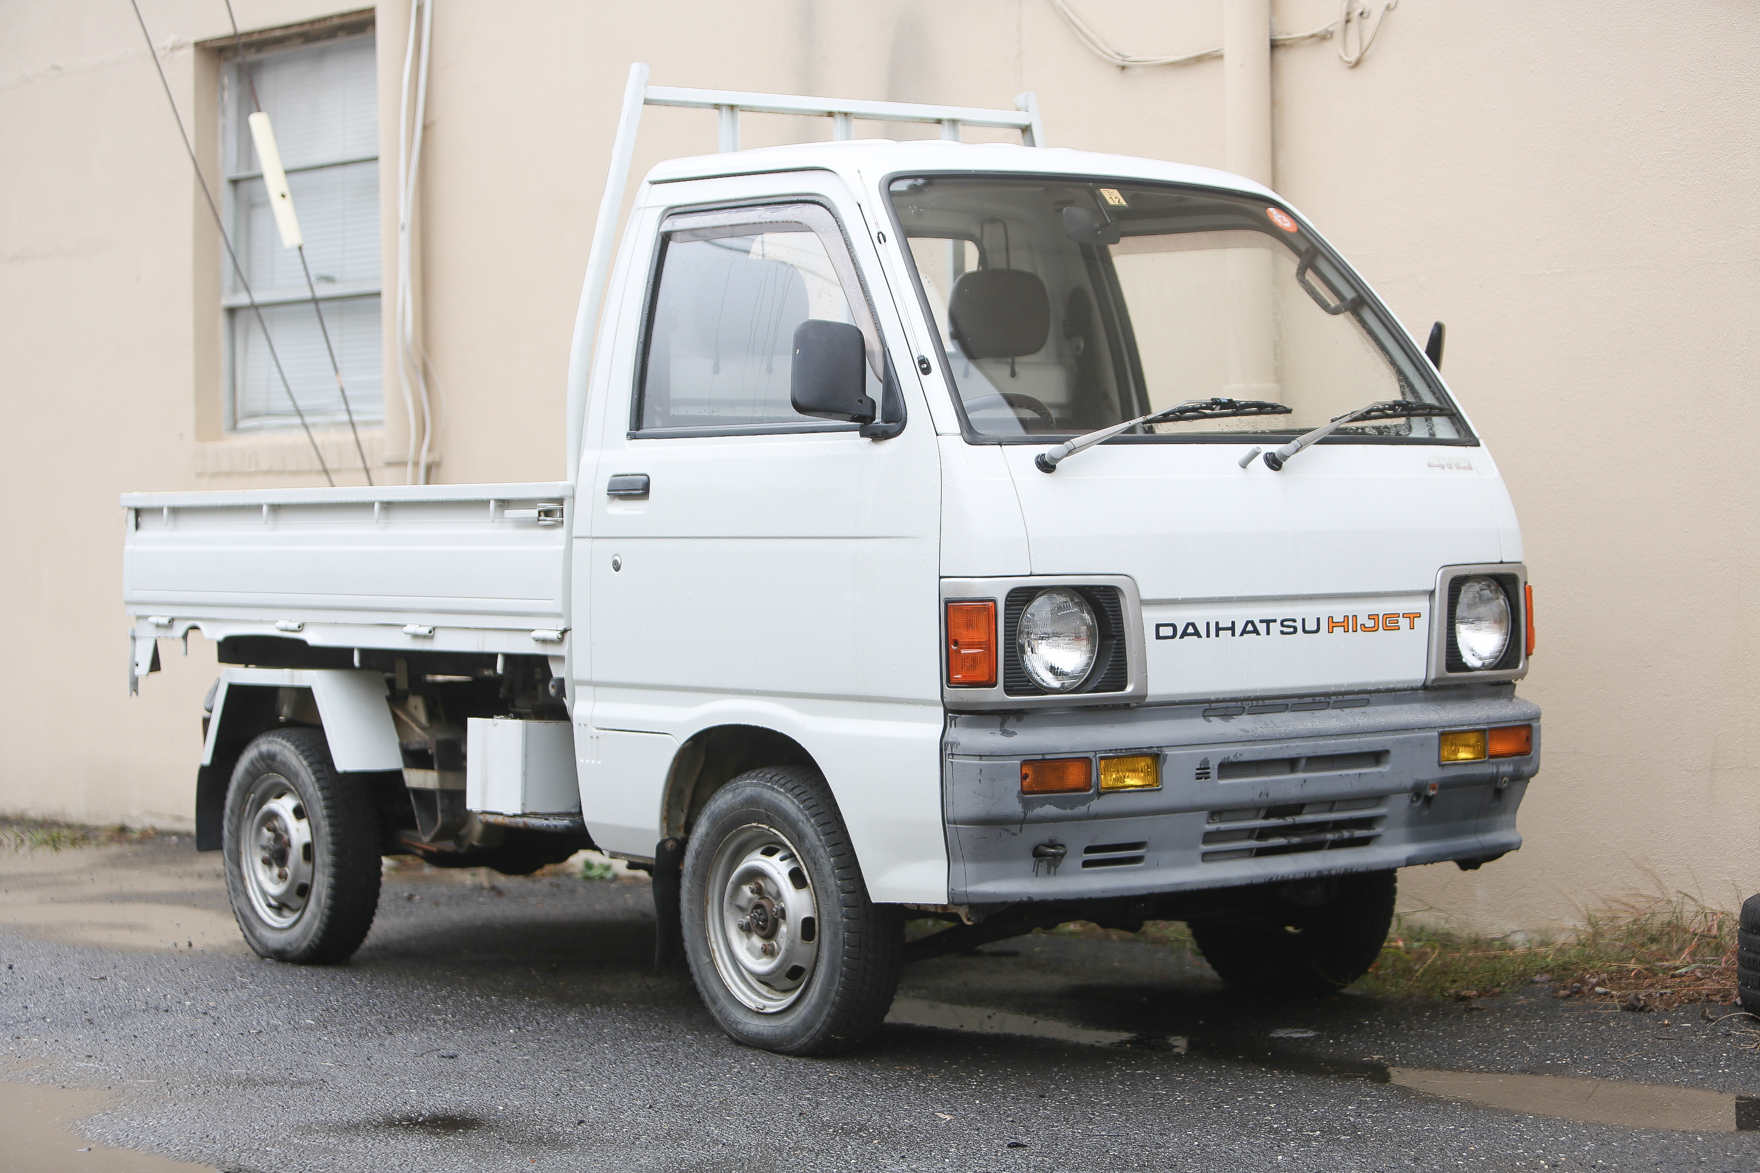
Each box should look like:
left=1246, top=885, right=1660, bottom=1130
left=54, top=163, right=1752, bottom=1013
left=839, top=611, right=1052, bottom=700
left=1048, top=0, right=1396, bottom=69
left=398, top=0, right=436, bottom=484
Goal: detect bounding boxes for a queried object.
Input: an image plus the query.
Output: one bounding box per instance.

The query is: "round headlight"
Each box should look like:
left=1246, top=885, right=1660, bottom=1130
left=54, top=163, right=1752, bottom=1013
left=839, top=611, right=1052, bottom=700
left=1018, top=588, right=1098, bottom=692
left=1454, top=576, right=1511, bottom=669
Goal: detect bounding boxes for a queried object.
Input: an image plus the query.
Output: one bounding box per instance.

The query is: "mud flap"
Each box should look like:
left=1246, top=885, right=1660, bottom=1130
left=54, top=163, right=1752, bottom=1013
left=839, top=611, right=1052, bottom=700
left=652, top=837, right=686, bottom=970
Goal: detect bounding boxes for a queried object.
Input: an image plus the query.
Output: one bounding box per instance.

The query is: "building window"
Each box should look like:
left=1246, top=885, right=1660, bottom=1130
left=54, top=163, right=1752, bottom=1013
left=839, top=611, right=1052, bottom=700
left=222, top=31, right=380, bottom=431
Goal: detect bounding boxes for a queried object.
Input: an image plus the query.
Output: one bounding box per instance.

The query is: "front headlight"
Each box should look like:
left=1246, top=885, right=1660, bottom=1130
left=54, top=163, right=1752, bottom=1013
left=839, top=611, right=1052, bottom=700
left=1454, top=576, right=1511, bottom=669
left=1018, top=588, right=1098, bottom=692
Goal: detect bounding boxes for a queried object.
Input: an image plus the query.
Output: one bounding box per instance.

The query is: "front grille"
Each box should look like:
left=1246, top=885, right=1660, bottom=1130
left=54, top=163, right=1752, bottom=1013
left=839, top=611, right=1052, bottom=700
left=1081, top=841, right=1147, bottom=869
left=1443, top=572, right=1524, bottom=673
left=1214, top=750, right=1387, bottom=781
left=1003, top=586, right=1129, bottom=697
left=1201, top=797, right=1385, bottom=863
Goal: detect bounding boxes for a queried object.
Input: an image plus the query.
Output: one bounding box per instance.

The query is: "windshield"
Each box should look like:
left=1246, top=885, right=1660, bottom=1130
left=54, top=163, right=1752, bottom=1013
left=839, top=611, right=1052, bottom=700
left=888, top=175, right=1464, bottom=443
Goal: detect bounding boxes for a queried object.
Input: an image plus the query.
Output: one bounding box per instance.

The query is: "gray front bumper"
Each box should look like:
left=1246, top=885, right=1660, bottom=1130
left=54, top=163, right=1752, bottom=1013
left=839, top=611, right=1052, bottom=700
left=943, top=685, right=1540, bottom=905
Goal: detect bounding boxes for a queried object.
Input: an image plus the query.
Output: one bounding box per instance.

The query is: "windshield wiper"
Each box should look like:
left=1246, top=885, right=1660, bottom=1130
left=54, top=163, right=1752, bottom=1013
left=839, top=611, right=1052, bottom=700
left=1035, top=398, right=1292, bottom=473
left=1256, top=400, right=1455, bottom=471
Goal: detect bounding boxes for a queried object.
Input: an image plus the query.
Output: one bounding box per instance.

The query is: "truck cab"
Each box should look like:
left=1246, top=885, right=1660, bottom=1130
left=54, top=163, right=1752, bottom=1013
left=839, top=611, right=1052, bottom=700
left=124, top=76, right=1538, bottom=1056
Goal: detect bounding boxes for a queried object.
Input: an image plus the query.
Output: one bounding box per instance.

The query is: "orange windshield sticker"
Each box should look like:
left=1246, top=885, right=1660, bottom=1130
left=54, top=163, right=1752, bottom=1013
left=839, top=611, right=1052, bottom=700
left=1266, top=207, right=1298, bottom=232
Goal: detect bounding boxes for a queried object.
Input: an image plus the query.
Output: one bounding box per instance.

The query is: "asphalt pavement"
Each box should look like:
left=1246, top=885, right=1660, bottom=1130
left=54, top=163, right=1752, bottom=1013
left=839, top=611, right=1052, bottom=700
left=4, top=836, right=1760, bottom=1172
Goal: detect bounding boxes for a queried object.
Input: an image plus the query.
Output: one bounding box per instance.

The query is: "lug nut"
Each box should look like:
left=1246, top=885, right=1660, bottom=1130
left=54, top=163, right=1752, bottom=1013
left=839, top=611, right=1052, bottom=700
left=749, top=880, right=765, bottom=896
left=760, top=942, right=778, bottom=957
left=736, top=917, right=752, bottom=933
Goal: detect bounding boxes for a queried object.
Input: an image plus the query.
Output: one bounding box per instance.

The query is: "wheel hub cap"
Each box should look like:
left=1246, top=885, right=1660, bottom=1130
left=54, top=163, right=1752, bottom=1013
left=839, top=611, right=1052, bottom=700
left=705, top=825, right=820, bottom=1013
left=239, top=777, right=314, bottom=930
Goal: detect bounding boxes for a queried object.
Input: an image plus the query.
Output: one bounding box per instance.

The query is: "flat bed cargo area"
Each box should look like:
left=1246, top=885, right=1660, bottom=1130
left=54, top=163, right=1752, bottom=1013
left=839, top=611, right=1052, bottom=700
left=122, top=482, right=573, bottom=656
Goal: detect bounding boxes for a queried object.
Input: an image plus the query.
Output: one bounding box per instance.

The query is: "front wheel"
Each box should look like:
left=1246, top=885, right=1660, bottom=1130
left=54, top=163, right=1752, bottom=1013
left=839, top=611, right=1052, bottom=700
left=221, top=727, right=382, bottom=963
left=1190, top=870, right=1396, bottom=995
left=681, top=767, right=902, bottom=1055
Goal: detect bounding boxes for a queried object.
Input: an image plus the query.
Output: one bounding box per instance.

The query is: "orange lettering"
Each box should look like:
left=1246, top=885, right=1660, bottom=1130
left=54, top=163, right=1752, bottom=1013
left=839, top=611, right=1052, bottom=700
left=1360, top=614, right=1380, bottom=632
left=1403, top=612, right=1423, bottom=630
left=1328, top=616, right=1351, bottom=633
left=1382, top=613, right=1400, bottom=631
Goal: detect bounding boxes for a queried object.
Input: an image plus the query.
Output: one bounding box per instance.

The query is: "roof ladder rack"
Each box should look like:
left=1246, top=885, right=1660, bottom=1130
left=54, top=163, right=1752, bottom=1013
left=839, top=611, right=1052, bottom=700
left=565, top=63, right=1046, bottom=475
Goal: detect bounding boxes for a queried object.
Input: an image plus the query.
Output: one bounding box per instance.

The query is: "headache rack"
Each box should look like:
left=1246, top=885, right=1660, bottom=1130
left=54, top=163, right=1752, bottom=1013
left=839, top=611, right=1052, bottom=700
left=563, top=63, right=1047, bottom=478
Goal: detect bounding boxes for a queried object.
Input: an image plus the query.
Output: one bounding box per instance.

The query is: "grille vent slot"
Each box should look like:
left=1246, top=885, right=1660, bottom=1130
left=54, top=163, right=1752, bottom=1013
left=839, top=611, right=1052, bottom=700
left=1194, top=757, right=1212, bottom=782
left=1003, top=586, right=1129, bottom=697
left=1201, top=797, right=1385, bottom=863
left=1214, top=750, right=1387, bottom=781
left=1081, top=841, right=1147, bottom=869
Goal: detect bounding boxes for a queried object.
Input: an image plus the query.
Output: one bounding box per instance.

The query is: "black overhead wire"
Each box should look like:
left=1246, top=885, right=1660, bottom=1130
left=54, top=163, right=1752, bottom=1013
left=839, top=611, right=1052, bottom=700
left=128, top=0, right=334, bottom=486
left=224, top=0, right=373, bottom=485
left=128, top=0, right=333, bottom=485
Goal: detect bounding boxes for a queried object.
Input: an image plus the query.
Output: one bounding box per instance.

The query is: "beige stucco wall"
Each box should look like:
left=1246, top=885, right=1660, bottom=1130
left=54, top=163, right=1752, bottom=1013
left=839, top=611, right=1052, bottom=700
left=2, top=1, right=1753, bottom=933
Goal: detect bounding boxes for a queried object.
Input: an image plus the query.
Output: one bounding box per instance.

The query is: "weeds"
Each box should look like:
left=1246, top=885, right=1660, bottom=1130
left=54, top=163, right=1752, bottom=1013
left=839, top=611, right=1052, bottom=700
left=0, top=817, right=163, bottom=853
left=1043, top=891, right=1740, bottom=1009
left=1360, top=892, right=1740, bottom=1008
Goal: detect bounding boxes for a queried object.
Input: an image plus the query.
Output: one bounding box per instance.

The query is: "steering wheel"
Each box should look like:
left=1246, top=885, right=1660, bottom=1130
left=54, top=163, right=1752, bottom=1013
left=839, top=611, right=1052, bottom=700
left=961, top=391, right=1057, bottom=431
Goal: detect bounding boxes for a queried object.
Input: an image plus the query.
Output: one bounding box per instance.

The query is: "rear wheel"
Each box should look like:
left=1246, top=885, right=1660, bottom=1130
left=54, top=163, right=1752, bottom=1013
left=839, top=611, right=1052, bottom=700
left=681, top=766, right=902, bottom=1055
left=1190, top=870, right=1396, bottom=995
left=222, top=727, right=382, bottom=963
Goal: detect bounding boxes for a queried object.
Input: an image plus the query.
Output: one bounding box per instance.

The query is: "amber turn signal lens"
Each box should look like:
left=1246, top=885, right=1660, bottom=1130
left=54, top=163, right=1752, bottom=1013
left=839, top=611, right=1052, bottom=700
left=1488, top=724, right=1532, bottom=758
left=1099, top=754, right=1160, bottom=791
left=946, top=601, right=996, bottom=687
left=1439, top=729, right=1487, bottom=763
left=1021, top=757, right=1092, bottom=794
left=1525, top=583, right=1536, bottom=656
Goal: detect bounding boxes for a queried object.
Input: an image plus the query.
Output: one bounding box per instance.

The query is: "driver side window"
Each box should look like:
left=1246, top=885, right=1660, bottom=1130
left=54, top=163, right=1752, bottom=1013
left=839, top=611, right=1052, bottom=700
left=635, top=205, right=882, bottom=435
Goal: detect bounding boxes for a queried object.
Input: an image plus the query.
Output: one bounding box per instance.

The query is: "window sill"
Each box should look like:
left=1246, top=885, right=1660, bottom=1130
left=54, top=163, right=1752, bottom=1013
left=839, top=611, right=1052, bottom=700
left=193, top=430, right=430, bottom=478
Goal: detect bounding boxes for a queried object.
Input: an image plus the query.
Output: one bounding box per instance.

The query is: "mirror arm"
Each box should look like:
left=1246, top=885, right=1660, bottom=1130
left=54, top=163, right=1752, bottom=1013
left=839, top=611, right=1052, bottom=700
left=860, top=354, right=907, bottom=440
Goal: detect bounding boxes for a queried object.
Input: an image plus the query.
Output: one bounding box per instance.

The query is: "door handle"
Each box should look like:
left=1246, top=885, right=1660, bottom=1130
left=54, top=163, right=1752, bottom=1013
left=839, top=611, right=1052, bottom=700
left=606, top=474, right=650, bottom=497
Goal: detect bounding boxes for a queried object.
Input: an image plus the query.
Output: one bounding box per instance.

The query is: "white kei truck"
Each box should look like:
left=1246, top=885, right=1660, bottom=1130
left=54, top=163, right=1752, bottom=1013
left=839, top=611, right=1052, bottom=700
left=123, top=68, right=1541, bottom=1055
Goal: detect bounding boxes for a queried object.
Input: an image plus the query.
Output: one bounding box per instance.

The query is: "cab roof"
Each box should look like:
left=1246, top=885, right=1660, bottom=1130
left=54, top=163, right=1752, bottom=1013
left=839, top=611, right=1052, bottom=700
left=640, top=139, right=1277, bottom=203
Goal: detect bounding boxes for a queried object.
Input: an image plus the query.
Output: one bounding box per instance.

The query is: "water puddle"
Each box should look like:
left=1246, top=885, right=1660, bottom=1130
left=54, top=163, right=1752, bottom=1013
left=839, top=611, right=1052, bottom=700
left=1389, top=1067, right=1760, bottom=1133
left=885, top=998, right=1758, bottom=1134
left=0, top=845, right=242, bottom=953
left=886, top=998, right=1188, bottom=1052
left=0, top=1077, right=214, bottom=1172
left=384, top=1112, right=483, bottom=1135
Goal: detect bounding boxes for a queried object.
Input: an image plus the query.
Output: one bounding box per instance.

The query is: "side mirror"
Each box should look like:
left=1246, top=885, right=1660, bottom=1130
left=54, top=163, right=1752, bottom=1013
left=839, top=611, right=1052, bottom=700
left=791, top=319, right=875, bottom=424
left=1425, top=321, right=1446, bottom=370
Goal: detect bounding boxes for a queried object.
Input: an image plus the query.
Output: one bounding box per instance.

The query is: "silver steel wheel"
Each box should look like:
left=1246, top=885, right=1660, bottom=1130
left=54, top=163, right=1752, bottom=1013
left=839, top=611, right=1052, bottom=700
left=238, top=774, right=314, bottom=930
left=703, top=823, right=820, bottom=1013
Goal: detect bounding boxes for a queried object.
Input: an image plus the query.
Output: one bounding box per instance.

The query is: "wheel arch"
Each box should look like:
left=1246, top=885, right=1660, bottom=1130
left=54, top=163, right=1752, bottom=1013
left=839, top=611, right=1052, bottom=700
left=197, top=667, right=403, bottom=850
left=660, top=724, right=820, bottom=840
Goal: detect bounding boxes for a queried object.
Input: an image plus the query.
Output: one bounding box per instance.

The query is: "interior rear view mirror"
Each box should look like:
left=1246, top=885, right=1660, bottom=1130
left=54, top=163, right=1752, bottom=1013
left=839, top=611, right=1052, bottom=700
left=1062, top=205, right=1120, bottom=246
left=791, top=319, right=875, bottom=424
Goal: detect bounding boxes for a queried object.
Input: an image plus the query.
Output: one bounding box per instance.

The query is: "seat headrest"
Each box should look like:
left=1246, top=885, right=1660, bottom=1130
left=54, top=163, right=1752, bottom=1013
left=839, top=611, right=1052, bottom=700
left=948, top=268, right=1050, bottom=359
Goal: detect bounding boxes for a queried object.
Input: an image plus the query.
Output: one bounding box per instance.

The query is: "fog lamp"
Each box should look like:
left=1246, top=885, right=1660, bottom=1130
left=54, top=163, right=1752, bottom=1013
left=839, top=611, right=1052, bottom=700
left=1439, top=730, right=1487, bottom=763
left=1099, top=754, right=1160, bottom=792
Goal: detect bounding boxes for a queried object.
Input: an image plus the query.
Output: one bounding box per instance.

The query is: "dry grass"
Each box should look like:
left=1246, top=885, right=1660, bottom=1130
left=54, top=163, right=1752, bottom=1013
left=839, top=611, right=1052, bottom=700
left=0, top=816, right=163, bottom=853
left=1046, top=892, right=1742, bottom=1010
left=1363, top=893, right=1741, bottom=1010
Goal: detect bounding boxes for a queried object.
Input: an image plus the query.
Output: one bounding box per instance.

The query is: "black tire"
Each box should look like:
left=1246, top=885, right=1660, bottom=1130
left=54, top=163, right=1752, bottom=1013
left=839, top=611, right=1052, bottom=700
left=680, top=766, right=903, bottom=1055
left=1738, top=893, right=1760, bottom=1015
left=1190, top=870, right=1396, bottom=996
left=221, top=727, right=382, bottom=964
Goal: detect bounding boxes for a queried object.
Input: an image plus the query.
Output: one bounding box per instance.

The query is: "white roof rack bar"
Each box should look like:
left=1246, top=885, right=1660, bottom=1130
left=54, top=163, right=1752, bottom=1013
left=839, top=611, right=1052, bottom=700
left=564, top=63, right=1046, bottom=477
left=644, top=84, right=1046, bottom=147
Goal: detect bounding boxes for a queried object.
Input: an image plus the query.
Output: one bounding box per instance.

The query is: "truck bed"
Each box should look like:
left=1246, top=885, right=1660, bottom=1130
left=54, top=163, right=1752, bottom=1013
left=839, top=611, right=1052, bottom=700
left=122, top=483, right=573, bottom=656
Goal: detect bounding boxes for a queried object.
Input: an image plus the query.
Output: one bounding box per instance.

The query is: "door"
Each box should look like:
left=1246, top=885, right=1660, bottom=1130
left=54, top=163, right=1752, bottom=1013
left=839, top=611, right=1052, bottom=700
left=577, top=179, right=943, bottom=897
